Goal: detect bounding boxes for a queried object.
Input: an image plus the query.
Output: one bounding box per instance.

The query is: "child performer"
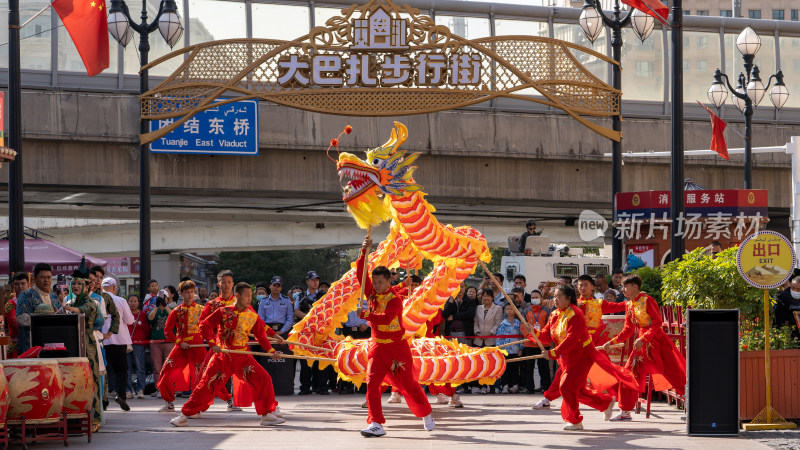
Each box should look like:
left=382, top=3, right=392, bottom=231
left=171, top=282, right=286, bottom=427
left=603, top=274, right=686, bottom=422
left=527, top=285, right=638, bottom=431
left=157, top=280, right=206, bottom=413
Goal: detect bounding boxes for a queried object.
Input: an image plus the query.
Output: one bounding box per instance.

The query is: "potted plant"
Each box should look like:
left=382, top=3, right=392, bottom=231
left=661, top=247, right=800, bottom=420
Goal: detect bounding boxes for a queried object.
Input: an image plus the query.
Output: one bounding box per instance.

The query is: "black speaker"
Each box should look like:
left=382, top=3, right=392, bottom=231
left=687, top=309, right=739, bottom=435
left=30, top=314, right=86, bottom=357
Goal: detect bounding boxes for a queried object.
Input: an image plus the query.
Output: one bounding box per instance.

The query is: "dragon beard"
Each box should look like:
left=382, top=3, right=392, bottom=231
left=345, top=189, right=392, bottom=230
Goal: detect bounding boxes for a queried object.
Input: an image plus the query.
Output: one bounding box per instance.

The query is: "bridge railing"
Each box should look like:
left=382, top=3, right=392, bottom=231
left=1, top=0, right=798, bottom=124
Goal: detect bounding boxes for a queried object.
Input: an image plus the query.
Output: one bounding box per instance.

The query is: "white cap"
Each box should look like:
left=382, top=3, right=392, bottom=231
left=101, top=277, right=117, bottom=288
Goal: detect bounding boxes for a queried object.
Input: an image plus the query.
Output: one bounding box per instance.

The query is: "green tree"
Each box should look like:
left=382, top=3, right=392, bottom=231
left=632, top=266, right=663, bottom=305
left=215, top=248, right=356, bottom=290
left=661, top=247, right=773, bottom=321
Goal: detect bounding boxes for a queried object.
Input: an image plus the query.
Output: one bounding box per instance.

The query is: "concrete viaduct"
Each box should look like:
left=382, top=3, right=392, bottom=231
left=1, top=88, right=797, bottom=256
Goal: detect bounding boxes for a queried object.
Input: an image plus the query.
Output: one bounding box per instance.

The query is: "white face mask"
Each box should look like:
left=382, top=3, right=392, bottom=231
left=531, top=298, right=541, bottom=306
left=790, top=291, right=800, bottom=300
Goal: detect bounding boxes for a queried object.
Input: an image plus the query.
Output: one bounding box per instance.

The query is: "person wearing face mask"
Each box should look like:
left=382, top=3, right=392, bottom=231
left=775, top=276, right=800, bottom=340
left=522, top=289, right=551, bottom=394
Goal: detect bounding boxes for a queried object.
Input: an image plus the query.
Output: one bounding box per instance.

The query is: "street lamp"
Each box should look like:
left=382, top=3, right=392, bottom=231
left=106, top=0, right=184, bottom=293
left=707, top=26, right=788, bottom=189
left=578, top=0, right=655, bottom=272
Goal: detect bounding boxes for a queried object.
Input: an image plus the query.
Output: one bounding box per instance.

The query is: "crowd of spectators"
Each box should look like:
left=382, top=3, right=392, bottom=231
left=4, top=255, right=798, bottom=404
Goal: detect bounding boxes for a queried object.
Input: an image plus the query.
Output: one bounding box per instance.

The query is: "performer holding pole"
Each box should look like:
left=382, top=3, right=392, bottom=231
left=157, top=280, right=206, bottom=414
left=356, top=234, right=434, bottom=438
left=526, top=284, right=638, bottom=431
left=603, top=274, right=686, bottom=422
left=532, top=274, right=627, bottom=409
left=171, top=282, right=286, bottom=427
left=199, top=270, right=237, bottom=409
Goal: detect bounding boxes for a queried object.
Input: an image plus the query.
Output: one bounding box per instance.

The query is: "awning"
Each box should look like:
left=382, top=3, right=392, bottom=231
left=0, top=239, right=107, bottom=275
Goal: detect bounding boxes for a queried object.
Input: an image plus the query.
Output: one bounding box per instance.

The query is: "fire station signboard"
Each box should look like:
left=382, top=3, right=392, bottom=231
left=737, top=231, right=796, bottom=289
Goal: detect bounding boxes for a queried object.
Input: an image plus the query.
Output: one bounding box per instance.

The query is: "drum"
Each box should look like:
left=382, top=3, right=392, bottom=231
left=4, top=358, right=65, bottom=424
left=56, top=357, right=93, bottom=418
left=0, top=363, right=10, bottom=426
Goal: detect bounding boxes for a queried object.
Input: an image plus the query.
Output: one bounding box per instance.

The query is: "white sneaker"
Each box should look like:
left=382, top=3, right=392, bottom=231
left=126, top=391, right=133, bottom=399
left=422, top=414, right=435, bottom=431
left=361, top=422, right=386, bottom=437
left=155, top=391, right=161, bottom=398
left=510, top=385, right=519, bottom=394
left=502, top=385, right=509, bottom=394
left=435, top=393, right=449, bottom=405
left=274, top=406, right=283, bottom=418
left=471, top=387, right=481, bottom=395
left=158, top=403, right=175, bottom=413
left=564, top=422, right=584, bottom=431
left=188, top=412, right=202, bottom=419
left=260, top=413, right=285, bottom=426
left=448, top=394, right=464, bottom=408
left=610, top=411, right=632, bottom=422
left=480, top=387, right=488, bottom=394
left=361, top=400, right=368, bottom=408
left=137, top=390, right=144, bottom=399
left=604, top=399, right=615, bottom=421
left=227, top=400, right=242, bottom=412
left=170, top=414, right=188, bottom=427
left=532, top=399, right=550, bottom=409
left=387, top=392, right=402, bottom=404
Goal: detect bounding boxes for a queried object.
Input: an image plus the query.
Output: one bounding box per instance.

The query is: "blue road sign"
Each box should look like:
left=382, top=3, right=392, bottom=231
left=149, top=99, right=258, bottom=155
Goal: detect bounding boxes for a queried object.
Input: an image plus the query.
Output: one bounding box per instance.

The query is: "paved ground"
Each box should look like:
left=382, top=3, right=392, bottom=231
left=17, top=392, right=789, bottom=449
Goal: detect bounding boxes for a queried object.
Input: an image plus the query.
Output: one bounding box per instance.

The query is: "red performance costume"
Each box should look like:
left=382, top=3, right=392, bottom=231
left=180, top=304, right=279, bottom=417
left=609, top=292, right=686, bottom=412
left=3, top=297, right=18, bottom=358
left=196, top=294, right=236, bottom=402
left=158, top=302, right=206, bottom=402
left=530, top=304, right=638, bottom=425
left=356, top=249, right=432, bottom=425
left=542, top=295, right=628, bottom=400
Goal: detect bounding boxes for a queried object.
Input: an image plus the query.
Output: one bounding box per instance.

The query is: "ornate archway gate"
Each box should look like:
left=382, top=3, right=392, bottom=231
left=139, top=0, right=621, bottom=145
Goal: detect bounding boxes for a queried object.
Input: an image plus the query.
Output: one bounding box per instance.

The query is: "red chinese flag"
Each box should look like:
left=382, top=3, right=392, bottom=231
left=623, top=0, right=669, bottom=24
left=52, top=0, right=109, bottom=76
left=697, top=101, right=729, bottom=160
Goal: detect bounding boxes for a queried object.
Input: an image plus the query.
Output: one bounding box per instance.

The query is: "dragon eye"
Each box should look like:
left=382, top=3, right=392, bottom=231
left=372, top=158, right=380, bottom=165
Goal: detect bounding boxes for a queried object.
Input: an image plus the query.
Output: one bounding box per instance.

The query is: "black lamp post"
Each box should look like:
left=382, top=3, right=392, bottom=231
left=7, top=0, right=24, bottom=275
left=106, top=0, right=184, bottom=292
left=579, top=0, right=655, bottom=271
left=707, top=26, right=789, bottom=189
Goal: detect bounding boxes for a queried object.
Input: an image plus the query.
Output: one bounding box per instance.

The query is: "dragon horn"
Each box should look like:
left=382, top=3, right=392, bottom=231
left=391, top=122, right=408, bottom=152
left=380, top=128, right=398, bottom=151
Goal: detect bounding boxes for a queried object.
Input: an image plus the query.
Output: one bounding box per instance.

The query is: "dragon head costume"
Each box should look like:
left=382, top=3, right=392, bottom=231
left=337, top=122, right=422, bottom=229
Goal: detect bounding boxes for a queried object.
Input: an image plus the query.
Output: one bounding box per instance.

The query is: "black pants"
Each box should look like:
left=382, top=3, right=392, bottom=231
left=105, top=345, right=130, bottom=398
left=501, top=354, right=522, bottom=387
left=523, top=346, right=551, bottom=392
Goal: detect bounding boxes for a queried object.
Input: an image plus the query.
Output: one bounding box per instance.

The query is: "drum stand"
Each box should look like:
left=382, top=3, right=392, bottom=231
left=8, top=413, right=70, bottom=449
left=66, top=410, right=92, bottom=443
left=0, top=422, right=8, bottom=450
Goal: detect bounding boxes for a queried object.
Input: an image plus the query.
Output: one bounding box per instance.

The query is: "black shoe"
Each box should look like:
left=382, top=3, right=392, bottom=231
left=115, top=396, right=131, bottom=411
left=317, top=390, right=330, bottom=395
left=298, top=390, right=312, bottom=396
left=102, top=399, right=109, bottom=411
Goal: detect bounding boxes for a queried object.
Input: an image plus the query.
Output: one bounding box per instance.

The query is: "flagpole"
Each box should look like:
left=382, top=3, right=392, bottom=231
left=7, top=0, right=25, bottom=276
left=20, top=4, right=50, bottom=29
